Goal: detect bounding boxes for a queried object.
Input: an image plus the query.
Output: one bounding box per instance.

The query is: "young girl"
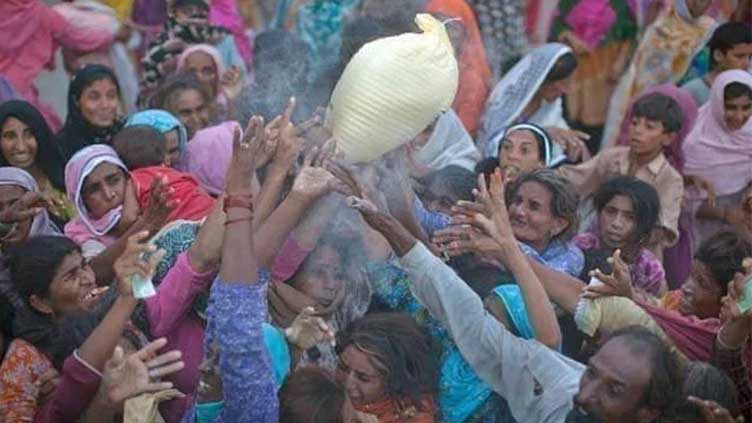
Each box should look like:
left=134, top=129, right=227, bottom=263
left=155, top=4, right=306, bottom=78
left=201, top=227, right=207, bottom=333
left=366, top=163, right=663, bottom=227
left=574, top=176, right=667, bottom=297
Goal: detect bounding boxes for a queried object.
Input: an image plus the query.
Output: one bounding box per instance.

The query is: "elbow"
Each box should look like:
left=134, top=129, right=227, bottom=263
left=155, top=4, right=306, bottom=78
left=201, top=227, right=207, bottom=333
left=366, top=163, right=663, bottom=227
left=538, top=328, right=562, bottom=350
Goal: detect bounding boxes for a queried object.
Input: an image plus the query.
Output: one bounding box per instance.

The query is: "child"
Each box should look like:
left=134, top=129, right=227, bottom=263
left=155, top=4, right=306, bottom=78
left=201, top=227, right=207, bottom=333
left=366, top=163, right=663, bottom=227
left=113, top=125, right=215, bottom=224
left=558, top=93, right=685, bottom=255
left=575, top=176, right=667, bottom=297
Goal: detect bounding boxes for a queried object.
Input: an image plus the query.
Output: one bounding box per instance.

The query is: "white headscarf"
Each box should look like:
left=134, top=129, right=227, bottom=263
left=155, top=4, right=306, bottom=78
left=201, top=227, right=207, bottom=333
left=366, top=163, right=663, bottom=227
left=412, top=110, right=481, bottom=172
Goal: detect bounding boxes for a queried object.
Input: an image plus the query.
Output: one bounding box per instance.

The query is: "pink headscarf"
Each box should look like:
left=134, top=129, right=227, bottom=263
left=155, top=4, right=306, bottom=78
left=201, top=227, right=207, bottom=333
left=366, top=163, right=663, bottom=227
left=64, top=145, right=128, bottom=246
left=617, top=84, right=699, bottom=174
left=177, top=43, right=226, bottom=101
left=185, top=121, right=239, bottom=195
left=683, top=70, right=752, bottom=197
left=209, top=0, right=253, bottom=64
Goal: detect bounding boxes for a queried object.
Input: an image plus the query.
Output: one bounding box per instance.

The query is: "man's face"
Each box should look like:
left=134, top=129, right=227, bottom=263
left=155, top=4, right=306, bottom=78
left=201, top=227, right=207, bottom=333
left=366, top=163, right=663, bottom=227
left=574, top=338, right=657, bottom=423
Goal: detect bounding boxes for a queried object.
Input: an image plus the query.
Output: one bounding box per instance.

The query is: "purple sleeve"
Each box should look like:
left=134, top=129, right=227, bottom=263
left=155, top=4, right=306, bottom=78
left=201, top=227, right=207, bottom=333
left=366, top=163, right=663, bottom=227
left=211, top=272, right=279, bottom=423
left=145, top=252, right=216, bottom=337
left=270, top=237, right=312, bottom=282
left=413, top=198, right=452, bottom=237
left=33, top=354, right=101, bottom=423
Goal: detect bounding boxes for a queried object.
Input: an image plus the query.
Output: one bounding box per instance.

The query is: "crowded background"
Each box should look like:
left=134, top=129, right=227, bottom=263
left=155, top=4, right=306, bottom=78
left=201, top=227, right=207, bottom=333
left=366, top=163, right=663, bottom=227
left=0, top=0, right=752, bottom=422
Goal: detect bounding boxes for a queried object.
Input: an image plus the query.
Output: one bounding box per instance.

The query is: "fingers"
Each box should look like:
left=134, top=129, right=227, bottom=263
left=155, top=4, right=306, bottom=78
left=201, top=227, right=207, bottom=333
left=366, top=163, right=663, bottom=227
left=283, top=97, right=296, bottom=122
left=108, top=346, right=126, bottom=369
left=135, top=337, right=169, bottom=361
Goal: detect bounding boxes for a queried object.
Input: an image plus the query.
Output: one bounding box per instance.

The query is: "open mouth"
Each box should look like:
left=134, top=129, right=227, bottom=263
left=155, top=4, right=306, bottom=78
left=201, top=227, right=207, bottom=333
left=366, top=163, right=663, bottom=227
left=82, top=286, right=108, bottom=303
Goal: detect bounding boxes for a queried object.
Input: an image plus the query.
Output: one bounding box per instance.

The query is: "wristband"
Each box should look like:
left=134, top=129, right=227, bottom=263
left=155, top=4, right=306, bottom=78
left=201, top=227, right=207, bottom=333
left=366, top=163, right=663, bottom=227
left=224, top=194, right=253, bottom=213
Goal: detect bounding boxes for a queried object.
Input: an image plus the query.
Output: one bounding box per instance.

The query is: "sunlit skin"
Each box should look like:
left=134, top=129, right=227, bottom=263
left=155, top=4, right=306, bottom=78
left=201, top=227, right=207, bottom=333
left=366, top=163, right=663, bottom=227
left=169, top=89, right=210, bottom=139
left=30, top=251, right=98, bottom=317
left=498, top=129, right=545, bottom=175
left=724, top=94, right=752, bottom=131
left=628, top=117, right=672, bottom=164
left=0, top=185, right=32, bottom=244
left=336, top=345, right=387, bottom=407
left=81, top=162, right=127, bottom=220
left=575, top=338, right=658, bottom=423
left=78, top=78, right=119, bottom=129
left=184, top=51, right=218, bottom=98
left=679, top=261, right=723, bottom=319
left=1, top=117, right=37, bottom=169
left=508, top=181, right=568, bottom=253
left=598, top=195, right=637, bottom=250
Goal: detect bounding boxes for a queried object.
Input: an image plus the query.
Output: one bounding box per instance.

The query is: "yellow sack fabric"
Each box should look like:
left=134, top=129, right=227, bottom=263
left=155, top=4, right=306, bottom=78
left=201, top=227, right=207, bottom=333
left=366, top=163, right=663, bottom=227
left=123, top=389, right=183, bottom=423
left=327, top=14, right=459, bottom=163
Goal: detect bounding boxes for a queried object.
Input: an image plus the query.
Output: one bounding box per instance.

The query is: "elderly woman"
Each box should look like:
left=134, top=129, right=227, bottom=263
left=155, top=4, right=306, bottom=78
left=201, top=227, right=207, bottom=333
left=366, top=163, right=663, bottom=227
left=0, top=101, right=73, bottom=221
left=176, top=44, right=243, bottom=121
left=56, top=65, right=124, bottom=160
left=149, top=73, right=214, bottom=140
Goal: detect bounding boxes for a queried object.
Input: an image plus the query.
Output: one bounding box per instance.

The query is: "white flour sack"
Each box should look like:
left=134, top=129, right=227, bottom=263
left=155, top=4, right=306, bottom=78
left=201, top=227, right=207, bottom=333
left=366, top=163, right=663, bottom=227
left=327, top=14, right=459, bottom=163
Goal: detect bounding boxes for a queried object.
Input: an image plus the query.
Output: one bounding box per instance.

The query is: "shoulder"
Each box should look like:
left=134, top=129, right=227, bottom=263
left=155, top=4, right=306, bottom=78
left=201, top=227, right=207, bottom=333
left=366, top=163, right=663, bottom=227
left=1, top=339, right=49, bottom=375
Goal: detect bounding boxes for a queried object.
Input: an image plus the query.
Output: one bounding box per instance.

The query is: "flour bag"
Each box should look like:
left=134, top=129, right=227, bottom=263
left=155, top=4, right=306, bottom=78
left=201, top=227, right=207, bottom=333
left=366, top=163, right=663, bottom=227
left=327, top=14, right=459, bottom=162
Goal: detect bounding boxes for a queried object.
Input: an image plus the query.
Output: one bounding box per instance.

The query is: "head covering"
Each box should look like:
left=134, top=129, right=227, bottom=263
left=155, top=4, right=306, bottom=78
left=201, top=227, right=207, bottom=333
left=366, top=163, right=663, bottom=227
left=682, top=70, right=752, bottom=197
left=499, top=122, right=554, bottom=167
left=176, top=44, right=226, bottom=99
left=0, top=167, right=61, bottom=238
left=411, top=110, right=481, bottom=173
left=0, top=77, right=20, bottom=105
left=185, top=121, right=238, bottom=195
left=480, top=43, right=572, bottom=156
left=492, top=284, right=535, bottom=340
left=125, top=109, right=188, bottom=156
left=617, top=84, right=699, bottom=174
left=0, top=100, right=67, bottom=191
left=64, top=145, right=128, bottom=238
left=58, top=64, right=124, bottom=160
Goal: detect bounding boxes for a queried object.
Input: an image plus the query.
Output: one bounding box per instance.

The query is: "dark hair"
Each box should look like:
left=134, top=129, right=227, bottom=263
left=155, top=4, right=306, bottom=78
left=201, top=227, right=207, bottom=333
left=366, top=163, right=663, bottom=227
left=336, top=313, right=438, bottom=410
left=418, top=165, right=476, bottom=206
left=173, top=0, right=208, bottom=12
left=505, top=169, right=580, bottom=240
left=593, top=177, right=660, bottom=244
left=631, top=93, right=684, bottom=134
left=113, top=125, right=167, bottom=169
left=674, top=362, right=739, bottom=422
left=708, top=22, right=752, bottom=69
left=148, top=72, right=211, bottom=112
left=499, top=124, right=551, bottom=164
left=543, top=52, right=578, bottom=83
left=602, top=326, right=684, bottom=421
left=279, top=368, right=345, bottom=423
left=724, top=81, right=752, bottom=102
left=695, top=231, right=752, bottom=295
left=449, top=254, right=513, bottom=298
left=474, top=157, right=499, bottom=183
left=8, top=236, right=80, bottom=306
left=0, top=101, right=66, bottom=191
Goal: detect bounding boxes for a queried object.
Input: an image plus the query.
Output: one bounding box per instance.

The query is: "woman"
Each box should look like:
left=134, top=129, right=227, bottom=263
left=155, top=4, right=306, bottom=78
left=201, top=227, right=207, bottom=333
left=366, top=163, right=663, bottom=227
left=335, top=313, right=438, bottom=423
left=125, top=109, right=189, bottom=169
left=406, top=110, right=481, bottom=177
left=601, top=0, right=715, bottom=149
left=495, top=123, right=555, bottom=180
left=149, top=72, right=213, bottom=140
left=574, top=176, right=667, bottom=296
left=551, top=0, right=639, bottom=136
left=0, top=0, right=113, bottom=131
left=479, top=43, right=588, bottom=164
left=683, top=70, right=752, bottom=249
left=176, top=43, right=243, bottom=121
left=506, top=169, right=584, bottom=277
left=56, top=64, right=124, bottom=161
left=0, top=101, right=74, bottom=221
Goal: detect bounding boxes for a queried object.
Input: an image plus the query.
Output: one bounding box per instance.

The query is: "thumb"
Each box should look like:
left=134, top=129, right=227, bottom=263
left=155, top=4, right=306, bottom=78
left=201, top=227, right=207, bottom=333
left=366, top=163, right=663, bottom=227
left=108, top=346, right=125, bottom=369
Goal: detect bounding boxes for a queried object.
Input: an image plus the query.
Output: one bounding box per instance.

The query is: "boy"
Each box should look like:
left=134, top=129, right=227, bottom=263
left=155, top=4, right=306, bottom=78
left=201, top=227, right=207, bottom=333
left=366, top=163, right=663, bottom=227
left=557, top=93, right=684, bottom=255
left=681, top=22, right=752, bottom=105
left=112, top=125, right=214, bottom=224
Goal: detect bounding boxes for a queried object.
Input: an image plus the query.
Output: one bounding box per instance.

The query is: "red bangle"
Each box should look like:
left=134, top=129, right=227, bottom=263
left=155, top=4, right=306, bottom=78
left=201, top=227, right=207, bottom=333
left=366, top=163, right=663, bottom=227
left=224, top=194, right=253, bottom=213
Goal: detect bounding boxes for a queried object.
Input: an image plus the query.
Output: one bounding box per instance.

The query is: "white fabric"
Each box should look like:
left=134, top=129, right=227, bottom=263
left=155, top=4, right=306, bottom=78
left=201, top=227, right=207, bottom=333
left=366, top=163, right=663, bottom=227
left=413, top=110, right=481, bottom=172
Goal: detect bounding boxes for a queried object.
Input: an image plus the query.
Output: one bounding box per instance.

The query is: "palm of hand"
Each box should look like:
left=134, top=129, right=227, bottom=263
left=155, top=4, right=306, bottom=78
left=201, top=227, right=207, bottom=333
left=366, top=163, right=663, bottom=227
left=104, top=355, right=149, bottom=405
left=293, top=167, right=334, bottom=198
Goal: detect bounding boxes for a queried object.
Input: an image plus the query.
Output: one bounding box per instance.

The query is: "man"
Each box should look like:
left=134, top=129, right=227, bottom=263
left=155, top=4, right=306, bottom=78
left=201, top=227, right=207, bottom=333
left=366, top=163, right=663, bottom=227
left=682, top=22, right=752, bottom=105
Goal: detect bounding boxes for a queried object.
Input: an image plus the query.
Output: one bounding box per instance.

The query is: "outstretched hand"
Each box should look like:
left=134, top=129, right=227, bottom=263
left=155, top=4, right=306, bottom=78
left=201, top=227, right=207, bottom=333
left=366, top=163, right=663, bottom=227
left=285, top=306, right=336, bottom=350
left=113, top=231, right=166, bottom=298
left=583, top=249, right=635, bottom=300
left=226, top=115, right=266, bottom=194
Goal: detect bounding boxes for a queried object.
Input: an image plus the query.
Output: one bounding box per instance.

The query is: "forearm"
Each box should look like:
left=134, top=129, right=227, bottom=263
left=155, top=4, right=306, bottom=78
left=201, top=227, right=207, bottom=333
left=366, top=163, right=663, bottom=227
left=718, top=319, right=750, bottom=350
left=253, top=167, right=288, bottom=228
left=80, top=392, right=117, bottom=423
left=78, top=297, right=138, bottom=372
left=502, top=248, right=561, bottom=348
left=220, top=209, right=256, bottom=283
left=377, top=216, right=418, bottom=259
left=696, top=203, right=726, bottom=221
left=526, top=257, right=585, bottom=314
left=254, top=193, right=315, bottom=267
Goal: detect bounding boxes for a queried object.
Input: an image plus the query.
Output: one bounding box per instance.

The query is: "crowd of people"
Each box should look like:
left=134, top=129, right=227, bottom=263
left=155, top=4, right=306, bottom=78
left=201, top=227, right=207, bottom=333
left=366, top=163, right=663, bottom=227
left=0, top=0, right=751, bottom=422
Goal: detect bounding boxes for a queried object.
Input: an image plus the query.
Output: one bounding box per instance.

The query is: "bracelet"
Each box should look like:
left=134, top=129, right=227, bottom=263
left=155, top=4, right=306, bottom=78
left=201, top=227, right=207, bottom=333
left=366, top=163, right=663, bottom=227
left=224, top=194, right=253, bottom=213
left=225, top=216, right=253, bottom=226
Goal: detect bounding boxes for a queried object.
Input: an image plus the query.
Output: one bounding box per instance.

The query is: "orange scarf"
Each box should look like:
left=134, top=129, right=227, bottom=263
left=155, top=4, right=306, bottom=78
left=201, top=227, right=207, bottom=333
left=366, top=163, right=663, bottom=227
left=355, top=396, right=436, bottom=423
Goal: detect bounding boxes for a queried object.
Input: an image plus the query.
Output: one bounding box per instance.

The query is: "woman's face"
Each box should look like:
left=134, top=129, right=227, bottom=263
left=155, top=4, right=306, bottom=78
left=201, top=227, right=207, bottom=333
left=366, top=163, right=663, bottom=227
left=598, top=195, right=637, bottom=249
left=0, top=185, right=32, bottom=245
left=81, top=162, right=126, bottom=220
left=498, top=129, right=544, bottom=175
left=170, top=89, right=210, bottom=139
left=32, top=250, right=98, bottom=317
left=1, top=117, right=38, bottom=169
left=724, top=93, right=752, bottom=131
left=679, top=261, right=723, bottom=319
left=79, top=78, right=119, bottom=129
left=164, top=129, right=182, bottom=167
left=336, top=345, right=387, bottom=407
left=291, top=245, right=346, bottom=310
left=537, top=77, right=573, bottom=103
left=508, top=181, right=567, bottom=251
left=184, top=51, right=218, bottom=98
